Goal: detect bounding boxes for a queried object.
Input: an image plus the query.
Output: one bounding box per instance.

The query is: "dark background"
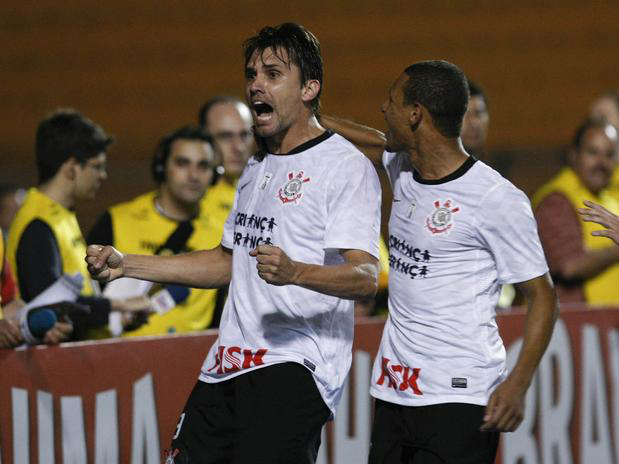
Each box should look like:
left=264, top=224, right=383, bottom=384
left=2, top=0, right=618, bottom=230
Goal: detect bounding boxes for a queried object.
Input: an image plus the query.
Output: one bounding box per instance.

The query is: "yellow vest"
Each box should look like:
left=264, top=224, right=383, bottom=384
left=202, top=177, right=236, bottom=227
left=532, top=167, right=619, bottom=304
left=7, top=188, right=94, bottom=299
left=377, top=236, right=389, bottom=291
left=109, top=191, right=226, bottom=336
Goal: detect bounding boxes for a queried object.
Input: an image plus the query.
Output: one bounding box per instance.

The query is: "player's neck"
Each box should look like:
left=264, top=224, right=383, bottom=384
left=38, top=178, right=75, bottom=210
left=408, top=136, right=470, bottom=181
left=156, top=189, right=198, bottom=222
left=266, top=115, right=324, bottom=154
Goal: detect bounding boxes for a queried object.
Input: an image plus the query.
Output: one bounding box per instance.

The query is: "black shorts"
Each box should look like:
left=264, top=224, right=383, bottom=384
left=368, top=399, right=500, bottom=464
left=165, top=362, right=331, bottom=464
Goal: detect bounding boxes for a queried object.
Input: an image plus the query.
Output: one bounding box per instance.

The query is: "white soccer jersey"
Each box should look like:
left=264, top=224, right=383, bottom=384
left=370, top=152, right=548, bottom=407
left=199, top=132, right=381, bottom=413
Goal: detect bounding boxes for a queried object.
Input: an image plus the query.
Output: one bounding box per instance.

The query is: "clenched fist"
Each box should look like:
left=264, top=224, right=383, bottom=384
left=249, top=245, right=299, bottom=286
left=86, top=245, right=125, bottom=282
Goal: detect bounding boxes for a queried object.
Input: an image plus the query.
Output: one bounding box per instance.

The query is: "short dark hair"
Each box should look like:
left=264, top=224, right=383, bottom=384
left=198, top=95, right=245, bottom=129
left=151, top=125, right=213, bottom=183
left=402, top=61, right=469, bottom=138
left=572, top=117, right=616, bottom=150
left=467, top=79, right=487, bottom=107
left=243, top=22, right=323, bottom=114
left=35, top=109, right=113, bottom=184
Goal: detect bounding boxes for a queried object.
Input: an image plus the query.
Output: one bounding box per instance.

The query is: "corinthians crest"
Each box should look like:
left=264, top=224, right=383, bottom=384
left=277, top=171, right=311, bottom=204
left=426, top=199, right=460, bottom=235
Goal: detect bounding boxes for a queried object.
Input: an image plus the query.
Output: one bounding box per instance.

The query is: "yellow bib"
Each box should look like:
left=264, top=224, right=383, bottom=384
left=109, top=191, right=226, bottom=336
left=7, top=188, right=94, bottom=298
left=201, top=177, right=237, bottom=229
left=533, top=167, right=619, bottom=304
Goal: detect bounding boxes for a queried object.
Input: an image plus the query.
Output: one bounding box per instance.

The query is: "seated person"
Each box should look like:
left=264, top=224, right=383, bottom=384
left=88, top=126, right=224, bottom=335
left=533, top=118, right=619, bottom=304
left=7, top=109, right=147, bottom=340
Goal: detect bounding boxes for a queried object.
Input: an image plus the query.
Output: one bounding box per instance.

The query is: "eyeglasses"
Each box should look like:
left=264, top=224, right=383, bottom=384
left=211, top=130, right=253, bottom=144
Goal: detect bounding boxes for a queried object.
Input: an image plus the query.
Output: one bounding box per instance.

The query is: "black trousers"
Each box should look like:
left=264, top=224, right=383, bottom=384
left=368, top=399, right=500, bottom=464
left=166, top=362, right=331, bottom=464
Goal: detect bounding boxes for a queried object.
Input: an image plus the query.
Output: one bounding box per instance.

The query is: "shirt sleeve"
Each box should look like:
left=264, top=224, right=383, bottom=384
left=323, top=153, right=382, bottom=258
left=476, top=182, right=549, bottom=284
left=534, top=192, right=585, bottom=277
left=381, top=150, right=403, bottom=189
left=16, top=219, right=64, bottom=302
left=86, top=211, right=114, bottom=246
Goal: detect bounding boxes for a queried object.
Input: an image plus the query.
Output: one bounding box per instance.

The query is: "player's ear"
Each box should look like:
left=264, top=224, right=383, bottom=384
left=301, top=79, right=320, bottom=104
left=62, top=157, right=78, bottom=180
left=408, top=103, right=422, bottom=128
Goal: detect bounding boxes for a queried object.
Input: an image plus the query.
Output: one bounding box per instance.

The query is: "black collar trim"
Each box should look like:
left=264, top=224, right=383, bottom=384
left=279, top=130, right=334, bottom=155
left=413, top=155, right=477, bottom=185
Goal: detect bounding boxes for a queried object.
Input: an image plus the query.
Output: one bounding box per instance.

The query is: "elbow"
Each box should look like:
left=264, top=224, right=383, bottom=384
left=357, top=276, right=378, bottom=301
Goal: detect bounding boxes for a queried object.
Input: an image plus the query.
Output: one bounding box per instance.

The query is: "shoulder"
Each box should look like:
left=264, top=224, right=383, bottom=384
left=19, top=219, right=56, bottom=249
left=317, top=133, right=369, bottom=163
left=535, top=191, right=573, bottom=216
left=109, top=191, right=156, bottom=217
left=465, top=163, right=533, bottom=216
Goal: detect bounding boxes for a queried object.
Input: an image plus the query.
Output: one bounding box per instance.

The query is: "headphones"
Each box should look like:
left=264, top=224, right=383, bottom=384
left=151, top=141, right=168, bottom=183
left=151, top=125, right=218, bottom=185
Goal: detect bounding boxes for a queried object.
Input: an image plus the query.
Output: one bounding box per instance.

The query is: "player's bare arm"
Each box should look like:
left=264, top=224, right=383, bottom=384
left=579, top=199, right=619, bottom=246
left=86, top=244, right=232, bottom=289
left=320, top=114, right=386, bottom=166
left=481, top=273, right=558, bottom=432
left=250, top=245, right=378, bottom=300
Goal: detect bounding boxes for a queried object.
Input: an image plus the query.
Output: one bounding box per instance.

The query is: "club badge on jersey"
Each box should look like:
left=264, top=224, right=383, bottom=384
left=426, top=199, right=460, bottom=235
left=277, top=171, right=311, bottom=204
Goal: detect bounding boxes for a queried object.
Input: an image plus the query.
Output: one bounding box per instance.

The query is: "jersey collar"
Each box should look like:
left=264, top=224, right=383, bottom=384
left=413, top=155, right=477, bottom=185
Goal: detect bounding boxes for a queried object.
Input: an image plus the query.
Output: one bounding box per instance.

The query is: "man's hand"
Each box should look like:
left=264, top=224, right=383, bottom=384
left=250, top=245, right=299, bottom=286
left=578, top=200, right=619, bottom=246
left=480, top=378, right=527, bottom=432
left=86, top=245, right=125, bottom=282
left=0, top=318, right=23, bottom=348
left=43, top=321, right=73, bottom=344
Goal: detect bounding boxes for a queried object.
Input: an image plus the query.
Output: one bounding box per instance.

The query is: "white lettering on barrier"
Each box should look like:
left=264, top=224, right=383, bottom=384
left=11, top=388, right=28, bottom=464
left=580, top=324, right=613, bottom=463
left=539, top=318, right=574, bottom=464
left=95, top=389, right=119, bottom=464
left=37, top=390, right=54, bottom=464
left=608, top=329, right=619, bottom=464
left=60, top=396, right=87, bottom=464
left=333, top=351, right=372, bottom=464
left=502, top=337, right=540, bottom=464
left=130, top=373, right=160, bottom=464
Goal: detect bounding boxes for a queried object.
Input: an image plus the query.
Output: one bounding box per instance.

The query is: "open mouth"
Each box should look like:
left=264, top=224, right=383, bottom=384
left=252, top=101, right=274, bottom=120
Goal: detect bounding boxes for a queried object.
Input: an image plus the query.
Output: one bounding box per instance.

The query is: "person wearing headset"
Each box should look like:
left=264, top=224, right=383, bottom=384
left=87, top=125, right=225, bottom=335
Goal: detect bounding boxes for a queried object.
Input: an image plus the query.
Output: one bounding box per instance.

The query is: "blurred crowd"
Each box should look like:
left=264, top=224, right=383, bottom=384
left=1, top=85, right=618, bottom=349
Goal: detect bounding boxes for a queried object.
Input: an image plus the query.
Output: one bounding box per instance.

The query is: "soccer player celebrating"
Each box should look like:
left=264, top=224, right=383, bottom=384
left=323, top=61, right=558, bottom=463
left=87, top=23, right=381, bottom=463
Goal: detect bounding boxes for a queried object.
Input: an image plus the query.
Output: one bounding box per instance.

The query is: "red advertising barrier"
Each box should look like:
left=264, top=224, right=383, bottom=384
left=1, top=307, right=619, bottom=463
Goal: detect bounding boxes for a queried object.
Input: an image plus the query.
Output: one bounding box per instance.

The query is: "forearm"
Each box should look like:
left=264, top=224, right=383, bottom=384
left=509, top=274, right=559, bottom=388
left=558, top=246, right=619, bottom=281
left=320, top=114, right=386, bottom=165
left=292, top=261, right=378, bottom=300
left=123, top=246, right=232, bottom=289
